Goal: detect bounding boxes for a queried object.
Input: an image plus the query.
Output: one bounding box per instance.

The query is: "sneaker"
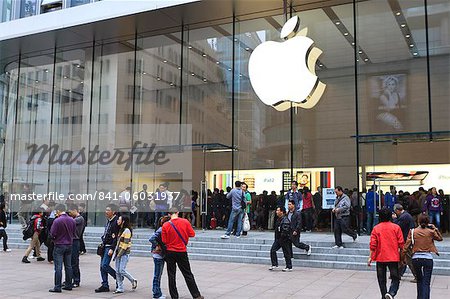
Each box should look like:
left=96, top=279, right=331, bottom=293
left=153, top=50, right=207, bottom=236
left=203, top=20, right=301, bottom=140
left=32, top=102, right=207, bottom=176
left=37, top=257, right=45, bottom=261
left=220, top=235, right=230, bottom=239
left=22, top=256, right=30, bottom=263
left=132, top=279, right=138, bottom=290
left=282, top=268, right=292, bottom=272
left=72, top=283, right=80, bottom=288
left=4, top=249, right=11, bottom=252
left=236, top=236, right=241, bottom=239
left=385, top=293, right=394, bottom=299
left=332, top=245, right=344, bottom=249
left=113, top=290, right=124, bottom=294
left=268, top=265, right=278, bottom=271
left=307, top=245, right=312, bottom=256
left=353, top=235, right=358, bottom=242
left=95, top=286, right=110, bottom=293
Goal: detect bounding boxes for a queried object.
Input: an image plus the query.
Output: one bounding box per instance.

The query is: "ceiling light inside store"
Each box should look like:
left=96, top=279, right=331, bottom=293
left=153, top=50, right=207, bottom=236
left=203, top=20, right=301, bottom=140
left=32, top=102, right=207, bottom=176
left=142, top=72, right=146, bottom=75
left=35, top=80, right=39, bottom=83
left=358, top=50, right=363, bottom=54
left=216, top=61, right=220, bottom=64
left=68, top=89, right=72, bottom=93
left=203, top=78, right=207, bottom=82
left=406, top=34, right=410, bottom=38
left=178, top=66, right=181, bottom=70
left=157, top=77, right=161, bottom=81
left=351, top=42, right=355, bottom=46
left=188, top=45, right=192, bottom=49
left=364, top=58, right=368, bottom=62
left=335, top=21, right=340, bottom=25
left=396, top=12, right=401, bottom=16
left=44, top=69, right=49, bottom=73
left=413, top=52, right=418, bottom=56
left=228, top=68, right=232, bottom=71
left=76, top=64, right=81, bottom=68
left=319, top=64, right=323, bottom=67
left=202, top=53, right=206, bottom=57
left=234, top=38, right=238, bottom=42
left=81, top=81, right=83, bottom=84
left=410, top=44, right=414, bottom=47
left=163, top=60, right=167, bottom=63
left=344, top=32, right=349, bottom=36
left=191, top=73, right=195, bottom=76
left=64, top=76, right=68, bottom=79
left=401, top=24, right=406, bottom=27
left=170, top=82, right=174, bottom=86
left=245, top=47, right=250, bottom=51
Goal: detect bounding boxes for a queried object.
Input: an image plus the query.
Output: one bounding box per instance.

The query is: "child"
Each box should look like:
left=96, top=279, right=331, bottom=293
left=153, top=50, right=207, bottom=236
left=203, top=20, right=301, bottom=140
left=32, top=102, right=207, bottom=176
left=149, top=216, right=170, bottom=299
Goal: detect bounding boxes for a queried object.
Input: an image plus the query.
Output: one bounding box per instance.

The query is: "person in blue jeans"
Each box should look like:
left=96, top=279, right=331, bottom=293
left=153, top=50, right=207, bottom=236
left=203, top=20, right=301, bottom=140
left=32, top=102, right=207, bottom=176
left=49, top=204, right=76, bottom=293
left=366, top=186, right=380, bottom=234
left=423, top=187, right=443, bottom=230
left=403, top=213, right=443, bottom=299
left=149, top=215, right=171, bottom=298
left=95, top=204, right=120, bottom=293
left=221, top=181, right=245, bottom=239
left=113, top=215, right=137, bottom=294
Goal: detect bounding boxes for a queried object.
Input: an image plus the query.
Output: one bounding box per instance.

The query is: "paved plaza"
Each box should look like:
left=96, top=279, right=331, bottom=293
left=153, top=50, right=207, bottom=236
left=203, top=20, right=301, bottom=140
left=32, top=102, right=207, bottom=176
left=1, top=250, right=449, bottom=299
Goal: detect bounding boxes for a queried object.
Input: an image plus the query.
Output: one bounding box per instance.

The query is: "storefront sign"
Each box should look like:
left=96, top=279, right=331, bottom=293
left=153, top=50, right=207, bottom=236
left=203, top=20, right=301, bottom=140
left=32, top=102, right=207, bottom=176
left=322, top=188, right=336, bottom=209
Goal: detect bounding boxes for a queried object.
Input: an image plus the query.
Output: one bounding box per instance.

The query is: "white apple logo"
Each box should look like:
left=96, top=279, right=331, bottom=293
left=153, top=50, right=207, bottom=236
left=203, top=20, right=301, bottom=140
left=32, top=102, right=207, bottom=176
left=248, top=15, right=326, bottom=111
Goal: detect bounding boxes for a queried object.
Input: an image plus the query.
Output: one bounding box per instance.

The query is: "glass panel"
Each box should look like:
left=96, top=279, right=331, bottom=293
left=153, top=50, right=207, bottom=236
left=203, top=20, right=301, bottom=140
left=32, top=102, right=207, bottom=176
left=20, top=0, right=38, bottom=18
left=429, top=0, right=450, bottom=131
left=291, top=3, right=356, bottom=197
left=0, top=0, right=13, bottom=22
left=183, top=23, right=234, bottom=199
left=70, top=0, right=91, bottom=7
left=356, top=0, right=428, bottom=135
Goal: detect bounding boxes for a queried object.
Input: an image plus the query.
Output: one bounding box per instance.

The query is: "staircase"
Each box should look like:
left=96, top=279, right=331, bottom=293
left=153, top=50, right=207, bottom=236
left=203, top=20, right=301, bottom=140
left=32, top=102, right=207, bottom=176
left=6, top=226, right=450, bottom=275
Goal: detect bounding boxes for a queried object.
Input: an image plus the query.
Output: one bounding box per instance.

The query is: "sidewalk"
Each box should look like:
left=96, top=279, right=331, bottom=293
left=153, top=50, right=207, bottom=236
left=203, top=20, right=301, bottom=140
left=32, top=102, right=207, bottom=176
left=0, top=250, right=449, bottom=298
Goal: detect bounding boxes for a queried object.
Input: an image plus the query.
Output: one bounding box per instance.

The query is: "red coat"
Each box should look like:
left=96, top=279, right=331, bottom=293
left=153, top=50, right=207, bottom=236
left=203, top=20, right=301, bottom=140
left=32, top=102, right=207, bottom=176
left=370, top=222, right=404, bottom=262
left=162, top=217, right=195, bottom=252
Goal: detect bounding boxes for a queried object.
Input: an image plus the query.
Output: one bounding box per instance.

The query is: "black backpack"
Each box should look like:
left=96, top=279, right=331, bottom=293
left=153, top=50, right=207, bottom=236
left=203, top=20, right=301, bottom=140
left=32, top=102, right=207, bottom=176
left=22, top=217, right=35, bottom=241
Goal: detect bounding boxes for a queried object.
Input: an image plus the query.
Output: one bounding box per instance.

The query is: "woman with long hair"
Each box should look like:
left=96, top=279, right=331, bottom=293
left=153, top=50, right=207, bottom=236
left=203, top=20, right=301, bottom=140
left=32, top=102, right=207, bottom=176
left=113, top=215, right=137, bottom=294
left=403, top=213, right=443, bottom=299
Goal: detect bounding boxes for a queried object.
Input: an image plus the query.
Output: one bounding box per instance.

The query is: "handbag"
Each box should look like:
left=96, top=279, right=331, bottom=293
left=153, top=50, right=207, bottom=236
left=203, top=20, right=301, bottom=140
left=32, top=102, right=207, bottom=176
left=405, top=228, right=415, bottom=258
left=97, top=243, right=105, bottom=256
left=243, top=213, right=250, bottom=232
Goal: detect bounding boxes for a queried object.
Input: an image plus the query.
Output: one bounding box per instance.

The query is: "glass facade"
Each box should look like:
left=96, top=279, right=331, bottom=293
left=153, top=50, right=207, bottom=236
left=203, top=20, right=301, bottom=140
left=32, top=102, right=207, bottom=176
left=1, top=0, right=450, bottom=225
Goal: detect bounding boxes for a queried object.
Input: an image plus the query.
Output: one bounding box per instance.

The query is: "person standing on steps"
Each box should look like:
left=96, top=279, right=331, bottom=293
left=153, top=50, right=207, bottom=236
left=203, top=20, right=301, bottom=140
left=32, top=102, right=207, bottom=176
left=287, top=200, right=311, bottom=257
left=95, top=204, right=119, bottom=293
left=0, top=202, right=11, bottom=252
left=221, top=181, right=245, bottom=239
left=162, top=208, right=204, bottom=299
left=269, top=206, right=293, bottom=272
left=332, top=186, right=358, bottom=249
left=368, top=208, right=404, bottom=299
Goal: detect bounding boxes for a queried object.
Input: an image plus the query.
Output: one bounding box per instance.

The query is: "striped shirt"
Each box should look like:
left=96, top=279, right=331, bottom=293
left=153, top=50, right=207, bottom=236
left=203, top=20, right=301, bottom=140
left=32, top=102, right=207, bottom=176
left=115, top=228, right=132, bottom=257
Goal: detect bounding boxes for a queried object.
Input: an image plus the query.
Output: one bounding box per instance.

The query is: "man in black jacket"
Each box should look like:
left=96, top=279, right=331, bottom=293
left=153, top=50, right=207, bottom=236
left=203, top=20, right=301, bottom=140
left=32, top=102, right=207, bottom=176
left=95, top=204, right=119, bottom=293
left=269, top=207, right=292, bottom=272
left=0, top=202, right=11, bottom=252
left=393, top=203, right=416, bottom=280
left=287, top=200, right=311, bottom=257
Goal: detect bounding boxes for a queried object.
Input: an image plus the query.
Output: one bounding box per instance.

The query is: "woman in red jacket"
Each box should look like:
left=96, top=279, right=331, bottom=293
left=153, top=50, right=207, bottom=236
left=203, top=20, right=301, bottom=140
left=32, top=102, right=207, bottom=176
left=368, top=208, right=404, bottom=299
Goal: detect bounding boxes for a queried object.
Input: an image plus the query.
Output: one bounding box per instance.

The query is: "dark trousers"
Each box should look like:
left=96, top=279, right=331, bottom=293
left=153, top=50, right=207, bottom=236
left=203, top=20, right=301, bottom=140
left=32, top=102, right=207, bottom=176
left=376, top=262, right=400, bottom=298
left=79, top=235, right=86, bottom=253
left=100, top=246, right=116, bottom=288
left=334, top=216, right=357, bottom=247
left=47, top=240, right=54, bottom=262
left=412, top=258, right=433, bottom=299
left=53, top=244, right=73, bottom=291
left=270, top=238, right=292, bottom=269
left=290, top=233, right=309, bottom=256
left=302, top=208, right=314, bottom=231
left=71, top=239, right=81, bottom=284
left=0, top=229, right=8, bottom=251
left=165, top=251, right=201, bottom=299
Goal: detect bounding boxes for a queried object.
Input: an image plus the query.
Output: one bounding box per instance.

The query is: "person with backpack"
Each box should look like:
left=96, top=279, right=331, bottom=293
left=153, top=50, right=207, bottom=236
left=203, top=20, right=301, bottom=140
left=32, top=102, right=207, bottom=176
left=269, top=206, right=293, bottom=272
left=22, top=209, right=45, bottom=263
left=149, top=215, right=171, bottom=299
left=162, top=208, right=203, bottom=299
left=0, top=202, right=11, bottom=252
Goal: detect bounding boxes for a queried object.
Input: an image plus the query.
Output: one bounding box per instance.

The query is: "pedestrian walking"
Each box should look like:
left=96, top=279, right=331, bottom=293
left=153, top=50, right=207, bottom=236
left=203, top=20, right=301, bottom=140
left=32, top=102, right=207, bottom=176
left=0, top=202, right=11, bottom=252
left=403, top=213, right=443, bottom=299
left=49, top=204, right=76, bottom=293
left=68, top=204, right=85, bottom=288
left=368, top=208, right=404, bottom=299
left=149, top=215, right=171, bottom=299
left=162, top=209, right=203, bottom=299
left=95, top=204, right=120, bottom=293
left=392, top=204, right=416, bottom=280
left=287, top=200, right=311, bottom=257
left=332, top=186, right=358, bottom=248
left=113, top=215, right=137, bottom=294
left=269, top=206, right=293, bottom=272
left=22, top=209, right=45, bottom=263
